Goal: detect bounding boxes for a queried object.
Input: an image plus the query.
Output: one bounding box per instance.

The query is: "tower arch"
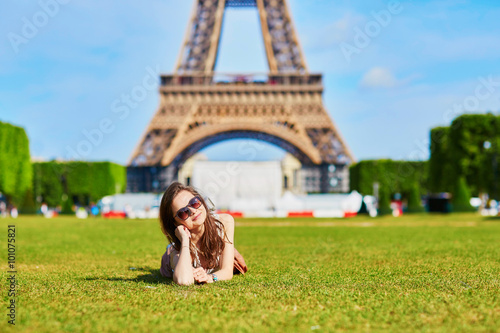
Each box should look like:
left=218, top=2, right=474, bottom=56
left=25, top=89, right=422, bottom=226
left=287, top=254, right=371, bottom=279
left=127, top=0, right=354, bottom=193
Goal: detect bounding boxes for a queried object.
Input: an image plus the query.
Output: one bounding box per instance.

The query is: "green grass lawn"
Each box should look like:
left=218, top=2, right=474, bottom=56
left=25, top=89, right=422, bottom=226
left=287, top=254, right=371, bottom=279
left=1, top=213, right=499, bottom=332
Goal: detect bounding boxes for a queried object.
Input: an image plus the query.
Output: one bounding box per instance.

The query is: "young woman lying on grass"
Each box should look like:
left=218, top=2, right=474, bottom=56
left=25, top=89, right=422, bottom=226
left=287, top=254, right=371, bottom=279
left=159, top=182, right=239, bottom=285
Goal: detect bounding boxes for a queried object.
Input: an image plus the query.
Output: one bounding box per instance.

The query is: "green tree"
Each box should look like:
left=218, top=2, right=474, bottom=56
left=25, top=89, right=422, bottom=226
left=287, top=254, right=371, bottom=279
left=407, top=182, right=425, bottom=213
left=448, top=113, right=500, bottom=196
left=378, top=186, right=392, bottom=216
left=429, top=113, right=500, bottom=198
left=61, top=195, right=74, bottom=215
left=33, top=162, right=64, bottom=207
left=452, top=176, right=475, bottom=212
left=428, top=127, right=454, bottom=193
left=32, top=161, right=126, bottom=207
left=19, top=187, right=37, bottom=214
left=0, top=121, right=32, bottom=206
left=349, top=159, right=428, bottom=197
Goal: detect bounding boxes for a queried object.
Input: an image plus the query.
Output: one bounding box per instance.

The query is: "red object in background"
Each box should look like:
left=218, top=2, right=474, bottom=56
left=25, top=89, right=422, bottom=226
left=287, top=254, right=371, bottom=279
left=390, top=200, right=403, bottom=217
left=217, top=210, right=244, bottom=218
left=343, top=211, right=357, bottom=218
left=287, top=211, right=314, bottom=217
left=103, top=211, right=127, bottom=219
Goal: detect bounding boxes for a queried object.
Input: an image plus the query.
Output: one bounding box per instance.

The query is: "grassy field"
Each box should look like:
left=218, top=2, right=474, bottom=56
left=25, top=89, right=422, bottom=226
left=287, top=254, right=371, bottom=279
left=1, top=213, right=499, bottom=332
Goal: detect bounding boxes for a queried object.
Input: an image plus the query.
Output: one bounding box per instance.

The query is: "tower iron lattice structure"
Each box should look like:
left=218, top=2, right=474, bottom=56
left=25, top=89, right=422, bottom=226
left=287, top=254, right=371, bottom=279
left=127, top=0, right=354, bottom=193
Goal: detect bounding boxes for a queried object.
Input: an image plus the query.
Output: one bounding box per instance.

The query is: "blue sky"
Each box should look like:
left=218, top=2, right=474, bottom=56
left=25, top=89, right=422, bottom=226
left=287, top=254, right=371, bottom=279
left=1, top=0, right=500, bottom=164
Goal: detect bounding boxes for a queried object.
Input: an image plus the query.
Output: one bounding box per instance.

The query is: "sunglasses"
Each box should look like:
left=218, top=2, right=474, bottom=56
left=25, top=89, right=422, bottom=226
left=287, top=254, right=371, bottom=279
left=174, top=196, right=202, bottom=221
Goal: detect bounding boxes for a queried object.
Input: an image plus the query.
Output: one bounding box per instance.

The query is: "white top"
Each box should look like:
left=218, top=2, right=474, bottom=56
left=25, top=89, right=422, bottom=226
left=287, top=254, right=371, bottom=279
left=167, top=211, right=223, bottom=274
left=192, top=213, right=224, bottom=273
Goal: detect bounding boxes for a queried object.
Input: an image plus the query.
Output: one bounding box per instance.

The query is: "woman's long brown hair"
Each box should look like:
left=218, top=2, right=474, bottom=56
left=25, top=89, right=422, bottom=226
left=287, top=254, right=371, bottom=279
left=159, top=181, right=228, bottom=269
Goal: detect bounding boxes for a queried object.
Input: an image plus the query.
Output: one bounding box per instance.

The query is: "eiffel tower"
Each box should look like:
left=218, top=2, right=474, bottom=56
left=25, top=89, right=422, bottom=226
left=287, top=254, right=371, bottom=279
left=127, top=0, right=354, bottom=193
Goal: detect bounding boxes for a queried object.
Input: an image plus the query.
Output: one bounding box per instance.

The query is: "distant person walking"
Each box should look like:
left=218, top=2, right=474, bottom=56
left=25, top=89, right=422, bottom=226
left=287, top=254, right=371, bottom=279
left=0, top=201, right=6, bottom=218
left=10, top=206, right=18, bottom=218
left=90, top=203, right=99, bottom=218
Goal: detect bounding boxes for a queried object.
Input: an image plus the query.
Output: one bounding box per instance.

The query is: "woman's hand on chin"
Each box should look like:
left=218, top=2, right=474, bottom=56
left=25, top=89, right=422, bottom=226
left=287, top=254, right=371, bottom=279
left=175, top=225, right=191, bottom=244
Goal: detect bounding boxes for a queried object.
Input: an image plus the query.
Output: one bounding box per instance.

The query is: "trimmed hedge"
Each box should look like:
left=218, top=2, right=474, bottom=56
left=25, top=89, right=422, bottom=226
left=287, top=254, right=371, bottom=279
left=429, top=113, right=500, bottom=197
left=407, top=182, right=425, bottom=213
left=33, top=162, right=64, bottom=207
left=33, top=161, right=126, bottom=207
left=349, top=159, right=428, bottom=198
left=428, top=127, right=454, bottom=193
left=452, top=176, right=475, bottom=212
left=0, top=121, right=32, bottom=205
left=377, top=186, right=392, bottom=216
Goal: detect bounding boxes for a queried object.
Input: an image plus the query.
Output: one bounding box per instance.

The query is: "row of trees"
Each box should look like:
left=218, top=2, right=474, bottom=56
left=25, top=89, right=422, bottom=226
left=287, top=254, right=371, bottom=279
left=349, top=113, right=500, bottom=212
left=429, top=113, right=500, bottom=197
left=31, top=161, right=126, bottom=212
left=349, top=160, right=428, bottom=196
left=0, top=120, right=126, bottom=213
left=0, top=121, right=32, bottom=205
left=349, top=160, right=427, bottom=213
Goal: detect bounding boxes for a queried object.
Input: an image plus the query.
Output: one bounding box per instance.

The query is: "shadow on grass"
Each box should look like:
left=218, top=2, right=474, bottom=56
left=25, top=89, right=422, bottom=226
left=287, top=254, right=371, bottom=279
left=82, top=267, right=174, bottom=285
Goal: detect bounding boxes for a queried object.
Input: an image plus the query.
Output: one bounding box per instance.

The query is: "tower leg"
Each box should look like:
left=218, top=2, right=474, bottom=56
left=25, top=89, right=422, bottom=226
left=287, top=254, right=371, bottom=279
left=301, top=163, right=350, bottom=193
left=127, top=166, right=178, bottom=193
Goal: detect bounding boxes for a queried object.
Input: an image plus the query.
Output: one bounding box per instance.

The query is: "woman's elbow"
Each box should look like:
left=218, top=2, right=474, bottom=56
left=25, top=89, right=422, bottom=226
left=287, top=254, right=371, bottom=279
left=174, top=276, right=194, bottom=286
left=223, top=270, right=233, bottom=281
left=176, top=280, right=194, bottom=286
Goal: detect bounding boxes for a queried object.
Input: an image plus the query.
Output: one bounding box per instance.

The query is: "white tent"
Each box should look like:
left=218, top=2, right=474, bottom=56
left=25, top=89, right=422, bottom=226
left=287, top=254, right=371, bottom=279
left=192, top=160, right=282, bottom=210
left=100, top=193, right=161, bottom=219
left=275, top=191, right=304, bottom=217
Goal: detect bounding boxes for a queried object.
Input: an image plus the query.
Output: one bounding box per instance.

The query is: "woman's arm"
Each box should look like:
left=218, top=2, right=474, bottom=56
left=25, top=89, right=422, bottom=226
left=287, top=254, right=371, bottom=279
left=172, top=226, right=195, bottom=286
left=210, top=213, right=235, bottom=282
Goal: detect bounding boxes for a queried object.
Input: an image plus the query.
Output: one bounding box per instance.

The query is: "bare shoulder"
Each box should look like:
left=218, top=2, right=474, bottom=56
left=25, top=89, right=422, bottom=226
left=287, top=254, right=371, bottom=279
left=217, top=214, right=235, bottom=242
left=217, top=213, right=235, bottom=227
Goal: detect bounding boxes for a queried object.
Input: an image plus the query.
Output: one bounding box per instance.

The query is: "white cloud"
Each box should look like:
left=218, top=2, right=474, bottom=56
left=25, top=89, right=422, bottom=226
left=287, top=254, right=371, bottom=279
left=358, top=67, right=421, bottom=90
left=359, top=67, right=398, bottom=89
